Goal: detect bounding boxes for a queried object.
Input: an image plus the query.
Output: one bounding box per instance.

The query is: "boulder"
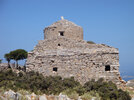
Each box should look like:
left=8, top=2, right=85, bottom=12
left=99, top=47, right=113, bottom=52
left=31, top=93, right=37, bottom=100
left=39, top=94, right=47, bottom=100
left=16, top=92, right=22, bottom=100
left=58, top=93, right=71, bottom=100
left=25, top=95, right=31, bottom=100
left=4, top=90, right=16, bottom=99
left=4, top=90, right=23, bottom=100
left=0, top=95, right=7, bottom=100
left=126, top=79, right=134, bottom=87
left=78, top=96, right=82, bottom=100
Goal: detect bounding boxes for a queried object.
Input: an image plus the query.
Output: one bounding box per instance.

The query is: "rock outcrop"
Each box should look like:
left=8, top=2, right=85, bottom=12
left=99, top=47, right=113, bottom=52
left=127, top=80, right=134, bottom=87
left=0, top=90, right=78, bottom=100
left=0, top=63, right=8, bottom=71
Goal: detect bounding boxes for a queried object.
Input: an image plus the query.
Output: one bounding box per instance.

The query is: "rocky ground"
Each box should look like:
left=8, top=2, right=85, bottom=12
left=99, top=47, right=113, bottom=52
left=127, top=80, right=134, bottom=87
left=0, top=89, right=101, bottom=100
left=126, top=80, right=134, bottom=100
left=1, top=88, right=134, bottom=100
left=0, top=89, right=75, bottom=100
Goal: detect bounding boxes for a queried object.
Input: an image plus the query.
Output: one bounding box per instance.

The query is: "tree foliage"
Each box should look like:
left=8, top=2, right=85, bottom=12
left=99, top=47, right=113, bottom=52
left=10, top=49, right=27, bottom=61
left=0, top=59, right=2, bottom=63
left=4, top=53, right=11, bottom=62
left=4, top=53, right=11, bottom=68
left=5, top=49, right=28, bottom=68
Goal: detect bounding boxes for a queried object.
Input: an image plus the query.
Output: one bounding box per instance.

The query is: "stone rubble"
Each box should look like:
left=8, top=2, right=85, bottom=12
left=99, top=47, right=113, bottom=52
left=0, top=90, right=81, bottom=100
left=127, top=79, right=134, bottom=87
left=0, top=63, right=8, bottom=71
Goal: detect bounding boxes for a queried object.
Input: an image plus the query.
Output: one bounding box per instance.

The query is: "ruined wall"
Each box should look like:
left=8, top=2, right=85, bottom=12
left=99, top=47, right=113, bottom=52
left=33, top=37, right=117, bottom=53
left=26, top=38, right=120, bottom=84
left=44, top=20, right=83, bottom=40
left=26, top=19, right=121, bottom=85
left=27, top=51, right=120, bottom=85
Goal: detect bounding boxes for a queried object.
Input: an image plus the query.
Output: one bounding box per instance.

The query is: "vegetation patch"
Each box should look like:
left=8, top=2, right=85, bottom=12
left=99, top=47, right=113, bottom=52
left=81, top=91, right=101, bottom=100
left=62, top=89, right=79, bottom=100
left=87, top=41, right=95, bottom=44
left=0, top=69, right=131, bottom=100
left=4, top=49, right=27, bottom=68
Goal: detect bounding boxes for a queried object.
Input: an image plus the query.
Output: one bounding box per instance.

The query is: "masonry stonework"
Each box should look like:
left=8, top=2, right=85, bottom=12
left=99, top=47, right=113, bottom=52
left=26, top=18, right=122, bottom=85
left=44, top=19, right=83, bottom=40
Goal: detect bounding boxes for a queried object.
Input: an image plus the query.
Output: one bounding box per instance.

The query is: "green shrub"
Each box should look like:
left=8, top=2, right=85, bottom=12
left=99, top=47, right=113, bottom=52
left=43, top=76, right=63, bottom=94
left=0, top=70, right=82, bottom=95
left=18, top=89, right=31, bottom=95
left=0, top=59, right=2, bottom=63
left=62, top=77, right=81, bottom=90
left=0, top=69, right=131, bottom=100
left=62, top=89, right=79, bottom=100
left=81, top=91, right=101, bottom=100
left=73, top=85, right=86, bottom=95
left=87, top=41, right=95, bottom=44
left=84, top=79, right=131, bottom=100
left=118, top=89, right=131, bottom=100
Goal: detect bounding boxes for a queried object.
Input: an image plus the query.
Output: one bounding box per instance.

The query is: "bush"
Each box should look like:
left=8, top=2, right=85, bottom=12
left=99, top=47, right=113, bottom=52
left=0, top=59, right=2, bottom=63
left=118, top=89, right=131, bottom=100
left=62, top=89, right=79, bottom=100
left=73, top=85, right=86, bottom=96
left=43, top=76, right=63, bottom=94
left=81, top=91, right=101, bottom=100
left=0, top=70, right=81, bottom=95
left=62, top=77, right=81, bottom=90
left=87, top=41, right=95, bottom=44
left=84, top=79, right=131, bottom=100
left=0, top=69, right=131, bottom=100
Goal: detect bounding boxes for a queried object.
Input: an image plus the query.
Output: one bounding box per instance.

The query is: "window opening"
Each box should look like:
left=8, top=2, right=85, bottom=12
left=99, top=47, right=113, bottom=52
left=59, top=31, right=64, bottom=36
left=53, top=67, right=58, bottom=72
left=105, top=65, right=110, bottom=71
left=58, top=44, right=61, bottom=46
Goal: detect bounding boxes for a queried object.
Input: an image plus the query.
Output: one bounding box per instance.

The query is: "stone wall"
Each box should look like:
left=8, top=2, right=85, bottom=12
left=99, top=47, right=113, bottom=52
left=33, top=37, right=118, bottom=53
left=26, top=19, right=121, bottom=85
left=26, top=37, right=120, bottom=85
left=44, top=19, right=83, bottom=40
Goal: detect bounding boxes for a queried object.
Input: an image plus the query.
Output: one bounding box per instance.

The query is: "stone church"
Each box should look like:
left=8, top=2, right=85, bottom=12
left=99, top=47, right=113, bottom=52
left=26, top=17, right=121, bottom=84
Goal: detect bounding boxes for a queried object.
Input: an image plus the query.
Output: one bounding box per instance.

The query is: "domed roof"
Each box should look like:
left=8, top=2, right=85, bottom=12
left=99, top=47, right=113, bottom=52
left=49, top=17, right=81, bottom=28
